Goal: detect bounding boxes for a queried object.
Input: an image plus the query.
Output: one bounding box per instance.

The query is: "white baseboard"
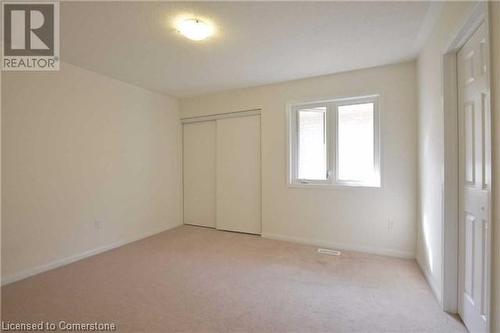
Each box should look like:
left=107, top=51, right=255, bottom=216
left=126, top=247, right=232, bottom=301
left=261, top=232, right=415, bottom=259
left=1, top=223, right=182, bottom=286
left=416, top=255, right=443, bottom=306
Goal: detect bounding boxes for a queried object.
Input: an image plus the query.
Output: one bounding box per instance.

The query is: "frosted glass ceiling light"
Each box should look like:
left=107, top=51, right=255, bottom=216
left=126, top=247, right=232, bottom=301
left=177, top=18, right=214, bottom=41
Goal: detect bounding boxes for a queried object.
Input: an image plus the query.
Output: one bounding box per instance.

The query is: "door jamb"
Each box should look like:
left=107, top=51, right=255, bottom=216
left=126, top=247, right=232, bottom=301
left=442, top=2, right=491, bottom=323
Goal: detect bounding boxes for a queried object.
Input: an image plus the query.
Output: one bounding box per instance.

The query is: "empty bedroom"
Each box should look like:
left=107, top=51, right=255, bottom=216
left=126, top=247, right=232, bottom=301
left=1, top=1, right=500, bottom=332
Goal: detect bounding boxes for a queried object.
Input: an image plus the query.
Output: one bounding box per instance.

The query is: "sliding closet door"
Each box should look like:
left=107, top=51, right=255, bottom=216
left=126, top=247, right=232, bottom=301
left=183, top=121, right=216, bottom=227
left=216, top=115, right=261, bottom=234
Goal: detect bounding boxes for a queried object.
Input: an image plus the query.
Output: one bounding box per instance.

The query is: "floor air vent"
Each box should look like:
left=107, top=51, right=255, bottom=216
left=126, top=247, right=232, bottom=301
left=317, top=248, right=341, bottom=256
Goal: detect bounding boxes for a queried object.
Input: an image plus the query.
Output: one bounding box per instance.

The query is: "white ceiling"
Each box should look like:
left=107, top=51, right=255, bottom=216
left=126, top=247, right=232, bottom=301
left=61, top=2, right=434, bottom=98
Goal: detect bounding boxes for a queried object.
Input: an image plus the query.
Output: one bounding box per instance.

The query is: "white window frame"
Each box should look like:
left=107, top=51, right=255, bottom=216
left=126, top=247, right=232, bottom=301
left=288, top=95, right=381, bottom=188
left=290, top=102, right=332, bottom=185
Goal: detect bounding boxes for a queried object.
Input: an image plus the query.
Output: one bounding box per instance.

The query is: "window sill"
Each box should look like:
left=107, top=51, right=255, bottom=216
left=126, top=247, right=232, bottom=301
left=288, top=182, right=382, bottom=189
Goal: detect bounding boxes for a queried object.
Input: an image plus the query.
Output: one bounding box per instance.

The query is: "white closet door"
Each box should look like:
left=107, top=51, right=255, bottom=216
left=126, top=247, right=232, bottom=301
left=216, top=115, right=261, bottom=234
left=183, top=121, right=216, bottom=227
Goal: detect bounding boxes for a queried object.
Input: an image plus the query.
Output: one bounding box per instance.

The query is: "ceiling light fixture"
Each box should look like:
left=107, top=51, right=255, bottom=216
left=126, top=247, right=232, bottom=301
left=176, top=18, right=214, bottom=41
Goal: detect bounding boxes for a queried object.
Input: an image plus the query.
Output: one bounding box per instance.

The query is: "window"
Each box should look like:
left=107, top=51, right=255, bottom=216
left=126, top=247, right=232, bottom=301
left=289, top=96, right=380, bottom=187
left=297, top=106, right=327, bottom=181
left=337, top=102, right=377, bottom=184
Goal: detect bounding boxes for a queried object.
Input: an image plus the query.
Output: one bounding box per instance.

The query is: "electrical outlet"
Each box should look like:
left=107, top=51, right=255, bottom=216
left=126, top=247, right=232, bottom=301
left=387, top=219, right=394, bottom=231
left=94, top=220, right=103, bottom=230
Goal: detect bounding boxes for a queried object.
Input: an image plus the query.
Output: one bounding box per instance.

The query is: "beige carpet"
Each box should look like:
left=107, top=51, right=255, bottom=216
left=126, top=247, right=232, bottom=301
left=2, top=225, right=466, bottom=332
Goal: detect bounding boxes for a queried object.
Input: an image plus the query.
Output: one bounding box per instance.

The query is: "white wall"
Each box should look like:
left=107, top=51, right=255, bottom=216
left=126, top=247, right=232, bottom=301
left=2, top=62, right=182, bottom=283
left=181, top=61, right=418, bottom=258
left=416, top=1, right=476, bottom=303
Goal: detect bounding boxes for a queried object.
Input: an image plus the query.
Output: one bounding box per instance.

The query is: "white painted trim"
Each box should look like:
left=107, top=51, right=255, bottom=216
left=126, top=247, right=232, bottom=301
left=286, top=93, right=382, bottom=107
left=441, top=1, right=491, bottom=316
left=446, top=2, right=487, bottom=53
left=1, top=223, right=183, bottom=286
left=181, top=109, right=261, bottom=124
left=287, top=182, right=384, bottom=190
left=261, top=232, right=414, bottom=259
left=442, top=52, right=459, bottom=313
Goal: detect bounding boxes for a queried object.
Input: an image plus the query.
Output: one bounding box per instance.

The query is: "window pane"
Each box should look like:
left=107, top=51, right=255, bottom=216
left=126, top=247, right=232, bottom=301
left=337, top=103, right=375, bottom=182
left=298, top=107, right=327, bottom=180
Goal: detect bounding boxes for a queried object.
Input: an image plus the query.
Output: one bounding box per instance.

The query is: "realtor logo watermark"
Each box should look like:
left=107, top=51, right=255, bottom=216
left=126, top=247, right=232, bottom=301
left=2, top=1, right=60, bottom=71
